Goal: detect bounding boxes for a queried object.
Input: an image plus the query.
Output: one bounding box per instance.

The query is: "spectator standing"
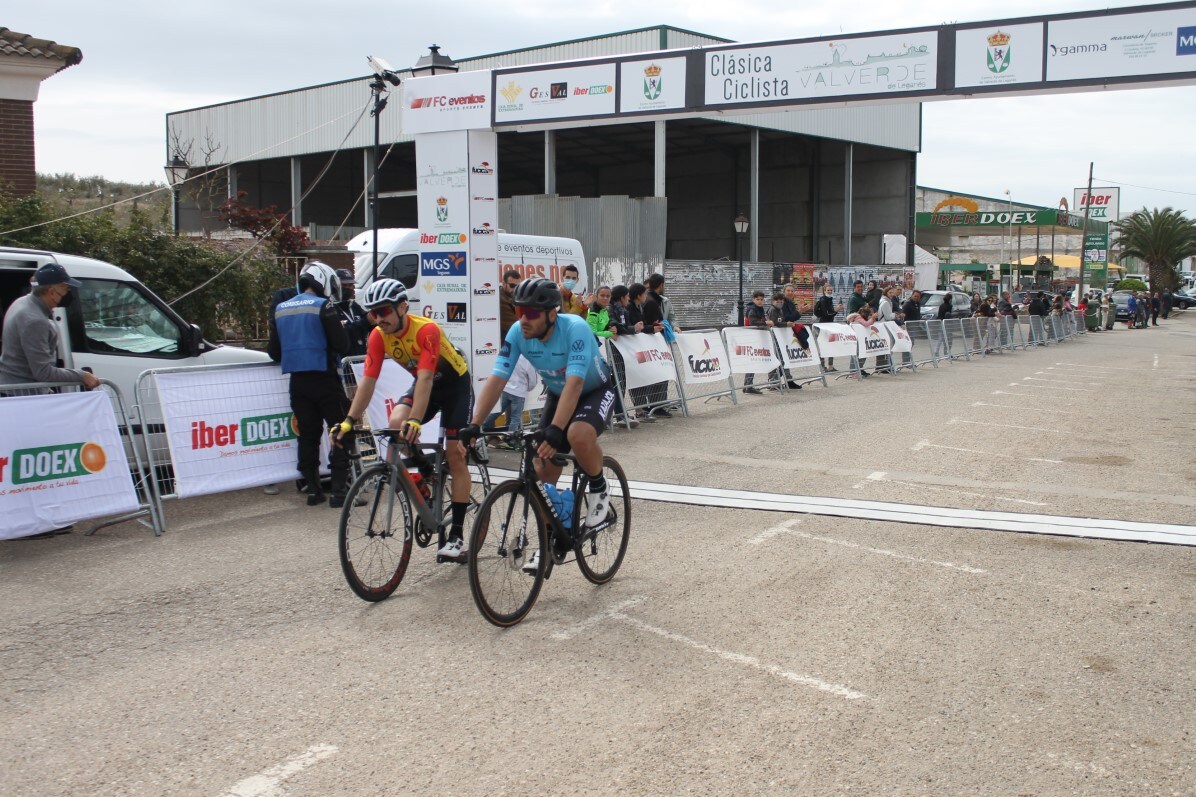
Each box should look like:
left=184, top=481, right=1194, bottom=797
left=0, top=263, right=101, bottom=394
left=742, top=291, right=773, bottom=394
left=334, top=268, right=370, bottom=358
left=625, top=283, right=659, bottom=422
left=1150, top=291, right=1161, bottom=326
left=874, top=287, right=897, bottom=373
left=1125, top=292, right=1138, bottom=329
left=863, top=280, right=882, bottom=310
left=559, top=264, right=588, bottom=317
left=499, top=268, right=521, bottom=336
left=998, top=291, right=1015, bottom=317
left=847, top=280, right=868, bottom=315
left=587, top=286, right=638, bottom=429
left=1099, top=292, right=1113, bottom=331
left=268, top=262, right=351, bottom=508
left=482, top=356, right=538, bottom=447
left=778, top=284, right=805, bottom=389
left=1027, top=291, right=1049, bottom=344
left=814, top=285, right=842, bottom=372
left=646, top=273, right=680, bottom=334
left=1161, top=288, right=1173, bottom=320
left=900, top=289, right=922, bottom=367
left=934, top=291, right=954, bottom=356
left=639, top=280, right=671, bottom=417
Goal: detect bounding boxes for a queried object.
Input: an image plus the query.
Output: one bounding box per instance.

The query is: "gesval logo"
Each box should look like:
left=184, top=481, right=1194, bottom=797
left=190, top=414, right=298, bottom=450
left=0, top=441, right=109, bottom=485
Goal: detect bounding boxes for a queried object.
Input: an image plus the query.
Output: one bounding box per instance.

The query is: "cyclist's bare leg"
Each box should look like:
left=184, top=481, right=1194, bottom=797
left=533, top=456, right=563, bottom=487
left=446, top=440, right=470, bottom=503
left=567, top=423, right=603, bottom=478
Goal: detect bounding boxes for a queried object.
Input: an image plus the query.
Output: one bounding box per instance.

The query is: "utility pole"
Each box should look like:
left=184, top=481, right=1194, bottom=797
left=1077, top=162, right=1094, bottom=302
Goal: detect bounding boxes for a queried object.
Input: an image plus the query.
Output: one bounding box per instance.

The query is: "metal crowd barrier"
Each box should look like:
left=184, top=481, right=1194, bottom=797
left=0, top=379, right=162, bottom=537
left=668, top=328, right=739, bottom=408
left=604, top=335, right=690, bottom=424
left=903, top=320, right=942, bottom=368
left=721, top=327, right=787, bottom=394
left=1021, top=315, right=1049, bottom=346
left=941, top=318, right=972, bottom=361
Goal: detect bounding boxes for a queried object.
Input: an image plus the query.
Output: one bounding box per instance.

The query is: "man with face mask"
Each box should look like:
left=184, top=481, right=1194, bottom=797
left=1, top=263, right=101, bottom=394
left=559, top=264, right=587, bottom=318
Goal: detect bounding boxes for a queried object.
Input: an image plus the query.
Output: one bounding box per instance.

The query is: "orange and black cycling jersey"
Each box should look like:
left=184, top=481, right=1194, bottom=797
left=363, top=314, right=469, bottom=381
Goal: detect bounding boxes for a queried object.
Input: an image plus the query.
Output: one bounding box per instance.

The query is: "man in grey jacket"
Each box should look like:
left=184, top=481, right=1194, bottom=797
left=0, top=263, right=100, bottom=394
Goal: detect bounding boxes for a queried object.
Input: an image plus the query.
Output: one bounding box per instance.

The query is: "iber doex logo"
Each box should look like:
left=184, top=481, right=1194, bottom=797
left=0, top=441, right=108, bottom=485
left=191, top=413, right=297, bottom=450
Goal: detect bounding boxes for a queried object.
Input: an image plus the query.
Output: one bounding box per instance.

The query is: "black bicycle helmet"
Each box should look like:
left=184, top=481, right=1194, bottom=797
left=512, top=277, right=561, bottom=310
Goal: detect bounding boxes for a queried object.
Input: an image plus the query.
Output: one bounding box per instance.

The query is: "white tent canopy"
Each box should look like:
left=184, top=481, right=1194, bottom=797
left=883, top=234, right=939, bottom=266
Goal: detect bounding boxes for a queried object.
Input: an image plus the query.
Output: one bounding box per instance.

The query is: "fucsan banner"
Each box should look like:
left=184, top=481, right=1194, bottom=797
left=675, top=331, right=732, bottom=384
left=852, top=322, right=893, bottom=358
left=0, top=391, right=139, bottom=539
left=157, top=366, right=327, bottom=499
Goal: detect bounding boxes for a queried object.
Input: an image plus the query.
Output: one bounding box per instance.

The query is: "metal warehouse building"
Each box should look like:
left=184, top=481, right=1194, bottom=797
left=167, top=26, right=921, bottom=277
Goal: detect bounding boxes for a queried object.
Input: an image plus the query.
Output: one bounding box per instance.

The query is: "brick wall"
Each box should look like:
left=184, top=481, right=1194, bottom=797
left=0, top=99, right=36, bottom=197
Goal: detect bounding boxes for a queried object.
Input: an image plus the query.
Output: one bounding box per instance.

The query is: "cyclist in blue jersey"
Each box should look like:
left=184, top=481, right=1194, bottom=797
left=461, top=277, right=616, bottom=531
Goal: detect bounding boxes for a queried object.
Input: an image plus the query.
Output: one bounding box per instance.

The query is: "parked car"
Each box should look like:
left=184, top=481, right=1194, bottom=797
left=1110, top=290, right=1135, bottom=321
left=919, top=290, right=974, bottom=319
left=1171, top=289, right=1195, bottom=310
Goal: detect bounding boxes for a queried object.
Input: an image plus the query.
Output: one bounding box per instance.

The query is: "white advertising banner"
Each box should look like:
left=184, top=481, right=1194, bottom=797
left=402, top=70, right=492, bottom=134
left=495, top=63, right=617, bottom=123
left=350, top=359, right=441, bottom=459
left=468, top=130, right=501, bottom=392
left=813, top=323, right=859, bottom=358
left=884, top=321, right=913, bottom=353
left=675, top=330, right=733, bottom=385
left=773, top=325, right=823, bottom=370
left=954, top=23, right=1045, bottom=88
left=1047, top=9, right=1196, bottom=82
left=0, top=391, right=140, bottom=539
left=416, top=131, right=471, bottom=363
left=156, top=366, right=311, bottom=499
left=722, top=327, right=780, bottom=374
left=852, top=322, right=893, bottom=358
left=619, top=57, right=688, bottom=114
left=1072, top=186, right=1120, bottom=222
left=705, top=31, right=938, bottom=107
left=608, top=332, right=678, bottom=390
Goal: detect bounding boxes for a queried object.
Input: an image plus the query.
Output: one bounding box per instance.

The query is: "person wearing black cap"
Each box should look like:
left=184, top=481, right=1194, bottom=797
left=1, top=263, right=101, bottom=394
left=334, top=268, right=369, bottom=357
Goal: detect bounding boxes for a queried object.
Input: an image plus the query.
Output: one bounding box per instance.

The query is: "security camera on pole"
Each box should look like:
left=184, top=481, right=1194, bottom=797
left=366, top=55, right=401, bottom=285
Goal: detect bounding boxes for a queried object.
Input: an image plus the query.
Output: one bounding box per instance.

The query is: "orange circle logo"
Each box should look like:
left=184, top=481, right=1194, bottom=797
left=80, top=442, right=107, bottom=473
left=458, top=234, right=467, bottom=244
left=290, top=415, right=301, bottom=436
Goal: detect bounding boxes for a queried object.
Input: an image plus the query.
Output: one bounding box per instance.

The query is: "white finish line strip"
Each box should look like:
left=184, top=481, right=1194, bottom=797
left=220, top=744, right=337, bottom=797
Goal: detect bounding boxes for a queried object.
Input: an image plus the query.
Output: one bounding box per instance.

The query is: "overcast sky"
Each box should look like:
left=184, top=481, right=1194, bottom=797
left=10, top=0, right=1195, bottom=214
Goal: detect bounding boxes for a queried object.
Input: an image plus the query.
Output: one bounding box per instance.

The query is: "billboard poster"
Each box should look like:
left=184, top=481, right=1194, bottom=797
left=1073, top=187, right=1120, bottom=222
left=402, top=70, right=492, bottom=134
left=494, top=63, right=617, bottom=123
left=704, top=31, right=938, bottom=107
left=772, top=262, right=817, bottom=313
left=1083, top=232, right=1109, bottom=286
left=619, top=57, right=688, bottom=114
left=954, top=23, right=1045, bottom=88
left=1046, top=8, right=1196, bottom=82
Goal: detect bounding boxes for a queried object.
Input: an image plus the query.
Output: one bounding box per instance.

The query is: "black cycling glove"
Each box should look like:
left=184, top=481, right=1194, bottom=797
left=541, top=424, right=566, bottom=451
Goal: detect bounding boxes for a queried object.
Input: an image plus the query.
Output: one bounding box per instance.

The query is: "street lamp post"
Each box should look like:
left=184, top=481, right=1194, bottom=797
left=366, top=56, right=401, bottom=284
left=163, top=155, right=188, bottom=236
left=1001, top=189, right=1012, bottom=289
left=734, top=213, right=750, bottom=325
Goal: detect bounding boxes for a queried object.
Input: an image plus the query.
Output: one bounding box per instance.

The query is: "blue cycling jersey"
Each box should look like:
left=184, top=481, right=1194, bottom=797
left=493, top=312, right=611, bottom=396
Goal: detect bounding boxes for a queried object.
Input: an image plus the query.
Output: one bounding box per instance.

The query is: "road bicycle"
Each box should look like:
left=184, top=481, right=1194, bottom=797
left=337, top=429, right=491, bottom=602
left=467, top=430, right=631, bottom=627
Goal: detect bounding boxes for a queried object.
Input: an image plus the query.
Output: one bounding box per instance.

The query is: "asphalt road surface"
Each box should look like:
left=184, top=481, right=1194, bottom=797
left=3, top=312, right=1194, bottom=796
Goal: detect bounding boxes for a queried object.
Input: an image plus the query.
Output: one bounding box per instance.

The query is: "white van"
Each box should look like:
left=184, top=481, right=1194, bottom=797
left=346, top=228, right=589, bottom=299
left=0, top=246, right=270, bottom=406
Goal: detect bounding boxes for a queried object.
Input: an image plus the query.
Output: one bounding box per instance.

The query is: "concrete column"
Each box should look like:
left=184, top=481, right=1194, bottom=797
left=750, top=128, right=760, bottom=262
left=363, top=149, right=375, bottom=229
left=226, top=165, right=238, bottom=200
left=843, top=142, right=854, bottom=267
left=654, top=120, right=666, bottom=197
left=544, top=131, right=557, bottom=195
left=290, top=156, right=302, bottom=227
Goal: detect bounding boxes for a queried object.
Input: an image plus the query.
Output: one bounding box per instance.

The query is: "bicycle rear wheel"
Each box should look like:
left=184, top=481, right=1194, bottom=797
left=468, top=480, right=546, bottom=627
left=339, top=463, right=414, bottom=602
left=574, top=456, right=631, bottom=585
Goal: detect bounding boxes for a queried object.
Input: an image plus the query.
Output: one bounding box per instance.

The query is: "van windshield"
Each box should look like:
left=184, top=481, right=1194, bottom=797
left=78, top=279, right=181, bottom=354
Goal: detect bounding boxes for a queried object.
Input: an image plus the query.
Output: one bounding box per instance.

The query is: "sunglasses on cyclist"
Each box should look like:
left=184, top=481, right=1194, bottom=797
left=514, top=306, right=547, bottom=320
left=367, top=304, right=396, bottom=320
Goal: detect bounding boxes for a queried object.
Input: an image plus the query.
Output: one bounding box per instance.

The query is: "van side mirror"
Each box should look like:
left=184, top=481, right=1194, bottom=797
left=186, top=324, right=203, bottom=356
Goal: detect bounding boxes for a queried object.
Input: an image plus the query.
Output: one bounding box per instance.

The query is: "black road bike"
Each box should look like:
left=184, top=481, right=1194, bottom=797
left=467, top=430, right=631, bottom=627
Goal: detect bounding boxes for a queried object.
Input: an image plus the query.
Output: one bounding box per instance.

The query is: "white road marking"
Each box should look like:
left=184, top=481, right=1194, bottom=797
left=1054, top=362, right=1140, bottom=371
left=972, top=401, right=1071, bottom=413
left=1038, top=369, right=1108, bottom=379
left=550, top=596, right=648, bottom=641
left=912, top=439, right=1063, bottom=464
left=1024, top=376, right=1101, bottom=386
left=748, top=517, right=803, bottom=544
left=991, top=390, right=1070, bottom=402
left=948, top=418, right=1059, bottom=433
left=1153, top=354, right=1159, bottom=370
left=780, top=526, right=987, bottom=574
left=1016, top=381, right=1090, bottom=392
left=850, top=471, right=886, bottom=490
left=219, top=744, right=338, bottom=797
left=610, top=611, right=868, bottom=701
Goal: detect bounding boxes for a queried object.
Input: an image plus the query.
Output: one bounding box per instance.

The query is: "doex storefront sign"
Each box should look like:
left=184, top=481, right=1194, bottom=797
left=675, top=331, right=732, bottom=384
left=722, top=328, right=779, bottom=374
left=0, top=391, right=139, bottom=539
left=609, top=332, right=677, bottom=390
left=158, top=366, right=329, bottom=499
left=1073, top=187, right=1119, bottom=222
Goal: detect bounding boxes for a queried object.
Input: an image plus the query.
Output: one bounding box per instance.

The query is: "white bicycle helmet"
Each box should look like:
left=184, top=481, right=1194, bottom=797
left=299, top=260, right=341, bottom=301
left=360, top=278, right=408, bottom=310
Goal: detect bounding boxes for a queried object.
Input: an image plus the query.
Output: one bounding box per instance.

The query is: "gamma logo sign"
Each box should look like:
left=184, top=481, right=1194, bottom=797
left=191, top=414, right=298, bottom=450
left=0, top=441, right=109, bottom=486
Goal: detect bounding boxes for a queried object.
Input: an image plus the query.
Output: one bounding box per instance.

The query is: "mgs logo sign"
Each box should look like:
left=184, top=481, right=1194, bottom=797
left=986, top=30, right=1011, bottom=74
left=420, top=251, right=467, bottom=277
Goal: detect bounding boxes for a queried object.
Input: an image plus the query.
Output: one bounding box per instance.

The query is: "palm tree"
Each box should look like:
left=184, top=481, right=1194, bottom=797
left=1112, top=207, right=1196, bottom=291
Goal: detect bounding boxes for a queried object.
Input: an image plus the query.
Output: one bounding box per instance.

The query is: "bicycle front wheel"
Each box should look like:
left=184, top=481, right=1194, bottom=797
left=574, top=456, right=631, bottom=585
left=339, top=463, right=414, bottom=602
left=468, top=480, right=546, bottom=627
